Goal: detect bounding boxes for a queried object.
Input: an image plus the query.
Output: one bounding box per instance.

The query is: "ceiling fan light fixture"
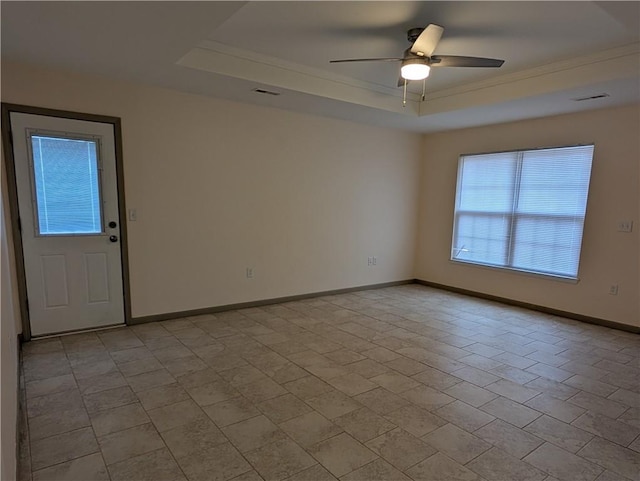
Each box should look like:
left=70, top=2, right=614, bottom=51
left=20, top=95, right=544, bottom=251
left=401, top=58, right=430, bottom=80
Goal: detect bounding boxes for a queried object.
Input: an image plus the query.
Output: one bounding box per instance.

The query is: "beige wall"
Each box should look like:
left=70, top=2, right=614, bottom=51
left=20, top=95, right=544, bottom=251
left=1, top=61, right=422, bottom=318
left=1, top=154, right=20, bottom=480
left=417, top=104, right=640, bottom=327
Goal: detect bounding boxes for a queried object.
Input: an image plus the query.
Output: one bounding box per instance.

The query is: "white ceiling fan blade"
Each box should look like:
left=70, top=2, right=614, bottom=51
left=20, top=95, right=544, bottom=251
left=410, top=24, right=444, bottom=57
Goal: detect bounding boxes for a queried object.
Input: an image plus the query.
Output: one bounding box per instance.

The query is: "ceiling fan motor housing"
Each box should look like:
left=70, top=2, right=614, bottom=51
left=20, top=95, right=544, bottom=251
left=407, top=27, right=426, bottom=44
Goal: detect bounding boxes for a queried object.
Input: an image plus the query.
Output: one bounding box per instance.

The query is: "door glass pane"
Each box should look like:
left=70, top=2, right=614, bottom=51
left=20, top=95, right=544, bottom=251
left=30, top=135, right=103, bottom=235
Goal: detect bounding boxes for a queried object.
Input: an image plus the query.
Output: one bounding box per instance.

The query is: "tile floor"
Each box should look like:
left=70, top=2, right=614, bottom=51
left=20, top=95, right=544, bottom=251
left=17, top=284, right=640, bottom=481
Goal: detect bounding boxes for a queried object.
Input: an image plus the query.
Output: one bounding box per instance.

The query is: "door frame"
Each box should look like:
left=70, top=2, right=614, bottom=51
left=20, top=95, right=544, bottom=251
left=1, top=103, right=132, bottom=341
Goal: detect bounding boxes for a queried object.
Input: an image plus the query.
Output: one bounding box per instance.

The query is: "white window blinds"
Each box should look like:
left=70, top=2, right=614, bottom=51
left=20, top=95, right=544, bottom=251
left=451, top=145, right=594, bottom=279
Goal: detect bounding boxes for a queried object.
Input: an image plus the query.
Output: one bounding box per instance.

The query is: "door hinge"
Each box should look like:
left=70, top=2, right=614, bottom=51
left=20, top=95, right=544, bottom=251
left=17, top=217, right=21, bottom=232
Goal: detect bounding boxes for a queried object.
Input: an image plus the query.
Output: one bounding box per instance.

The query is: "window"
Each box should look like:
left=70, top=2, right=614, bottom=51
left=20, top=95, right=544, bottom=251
left=451, top=145, right=594, bottom=279
left=29, top=133, right=103, bottom=235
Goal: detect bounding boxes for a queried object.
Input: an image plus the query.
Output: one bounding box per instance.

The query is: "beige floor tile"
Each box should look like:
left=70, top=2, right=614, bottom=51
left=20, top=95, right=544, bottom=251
left=369, top=371, right=420, bottom=393
left=257, top=394, right=312, bottom=424
left=327, top=373, right=377, bottom=396
left=578, top=436, right=640, bottom=480
left=280, top=411, right=343, bottom=447
left=306, top=390, right=360, bottom=420
left=245, top=439, right=316, bottom=480
left=445, top=381, right=499, bottom=407
left=435, top=400, right=495, bottom=431
left=400, top=384, right=456, bottom=411
left=365, top=427, right=436, bottom=471
left=27, top=389, right=84, bottom=418
left=485, top=379, right=541, bottom=403
left=261, top=362, right=309, bottom=384
left=467, top=447, right=547, bottom=481
left=480, top=396, right=541, bottom=428
left=136, top=382, right=190, bottom=411
left=405, top=452, right=481, bottom=481
left=83, top=385, right=138, bottom=414
left=524, top=376, right=579, bottom=401
left=524, top=415, right=593, bottom=453
left=188, top=380, right=240, bottom=406
left=148, top=399, right=208, bottom=432
left=30, top=427, right=99, bottom=471
left=98, top=422, right=164, bottom=465
left=524, top=442, right=604, bottom=481
left=77, top=370, right=128, bottom=395
left=324, top=349, right=366, bottom=366
left=474, top=418, right=544, bottom=459
left=176, top=367, right=223, bottom=388
left=29, top=408, right=91, bottom=441
left=309, top=433, right=377, bottom=478
left=203, top=396, right=260, bottom=427
left=282, top=463, right=337, bottom=481
left=564, top=375, right=618, bottom=398
left=608, top=388, right=640, bottom=409
left=353, top=387, right=410, bottom=415
left=341, top=458, right=410, bottom=481
left=490, top=365, right=539, bottom=385
left=525, top=393, right=586, bottom=423
left=26, top=374, right=77, bottom=399
left=453, top=366, right=501, bottom=387
left=572, top=411, right=640, bottom=446
left=32, top=453, right=109, bottom=481
left=161, top=417, right=227, bottom=459
left=524, top=363, right=573, bottom=382
left=108, top=447, right=187, bottom=481
left=223, top=414, right=288, bottom=452
left=423, top=423, right=491, bottom=464
left=118, top=357, right=164, bottom=377
left=90, top=402, right=149, bottom=436
left=126, top=368, right=176, bottom=393
left=344, top=359, right=390, bottom=379
left=110, top=346, right=154, bottom=364
left=383, top=357, right=428, bottom=376
left=220, top=365, right=270, bottom=387
left=284, top=376, right=334, bottom=400
left=21, top=286, right=640, bottom=481
left=618, top=407, right=640, bottom=429
left=384, top=404, right=446, bottom=437
left=333, top=407, right=396, bottom=443
left=235, top=377, right=288, bottom=403
left=568, top=391, right=629, bottom=419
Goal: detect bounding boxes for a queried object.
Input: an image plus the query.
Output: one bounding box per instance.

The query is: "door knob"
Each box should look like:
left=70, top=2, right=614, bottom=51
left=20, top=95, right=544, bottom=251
left=109, top=235, right=118, bottom=243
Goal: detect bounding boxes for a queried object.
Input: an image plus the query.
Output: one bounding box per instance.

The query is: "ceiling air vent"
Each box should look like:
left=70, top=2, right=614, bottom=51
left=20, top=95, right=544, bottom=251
left=252, top=88, right=281, bottom=96
left=572, top=93, right=610, bottom=102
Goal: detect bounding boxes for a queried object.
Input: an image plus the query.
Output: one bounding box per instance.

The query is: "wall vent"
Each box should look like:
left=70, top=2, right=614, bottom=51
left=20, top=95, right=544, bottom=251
left=572, top=93, right=610, bottom=102
left=252, top=88, right=281, bottom=96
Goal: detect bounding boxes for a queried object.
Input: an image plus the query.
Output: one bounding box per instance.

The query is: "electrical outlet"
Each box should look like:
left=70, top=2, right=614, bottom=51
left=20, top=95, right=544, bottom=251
left=128, top=208, right=137, bottom=221
left=246, top=267, right=254, bottom=279
left=617, top=221, right=633, bottom=233
left=609, top=284, right=618, bottom=295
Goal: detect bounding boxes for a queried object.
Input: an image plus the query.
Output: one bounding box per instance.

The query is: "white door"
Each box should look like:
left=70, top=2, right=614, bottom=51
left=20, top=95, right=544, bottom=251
left=10, top=112, right=125, bottom=336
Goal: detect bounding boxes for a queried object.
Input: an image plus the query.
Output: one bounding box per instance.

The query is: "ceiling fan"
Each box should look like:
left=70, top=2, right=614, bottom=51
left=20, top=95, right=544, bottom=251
left=330, top=24, right=504, bottom=104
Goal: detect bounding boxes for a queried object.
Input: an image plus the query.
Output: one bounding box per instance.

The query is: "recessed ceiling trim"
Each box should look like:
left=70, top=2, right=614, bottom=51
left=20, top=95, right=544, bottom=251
left=177, top=45, right=422, bottom=115
left=424, top=43, right=640, bottom=101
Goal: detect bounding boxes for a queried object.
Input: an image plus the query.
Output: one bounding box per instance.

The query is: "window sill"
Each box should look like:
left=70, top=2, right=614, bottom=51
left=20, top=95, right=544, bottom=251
left=449, top=259, right=580, bottom=284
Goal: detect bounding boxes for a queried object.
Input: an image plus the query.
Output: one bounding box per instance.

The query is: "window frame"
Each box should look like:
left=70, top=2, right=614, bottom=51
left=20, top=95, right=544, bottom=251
left=450, top=144, right=594, bottom=281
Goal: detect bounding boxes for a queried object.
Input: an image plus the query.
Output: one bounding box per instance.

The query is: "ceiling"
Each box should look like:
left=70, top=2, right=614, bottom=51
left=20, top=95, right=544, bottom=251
left=2, top=1, right=639, bottom=133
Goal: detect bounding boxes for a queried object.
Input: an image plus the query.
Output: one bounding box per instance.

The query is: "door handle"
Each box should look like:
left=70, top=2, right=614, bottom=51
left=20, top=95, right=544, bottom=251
left=109, top=235, right=118, bottom=243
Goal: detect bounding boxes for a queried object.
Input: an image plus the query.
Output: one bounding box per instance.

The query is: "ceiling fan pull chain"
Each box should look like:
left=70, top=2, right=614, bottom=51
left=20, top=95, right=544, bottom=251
left=422, top=79, right=426, bottom=102
left=403, top=78, right=407, bottom=107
